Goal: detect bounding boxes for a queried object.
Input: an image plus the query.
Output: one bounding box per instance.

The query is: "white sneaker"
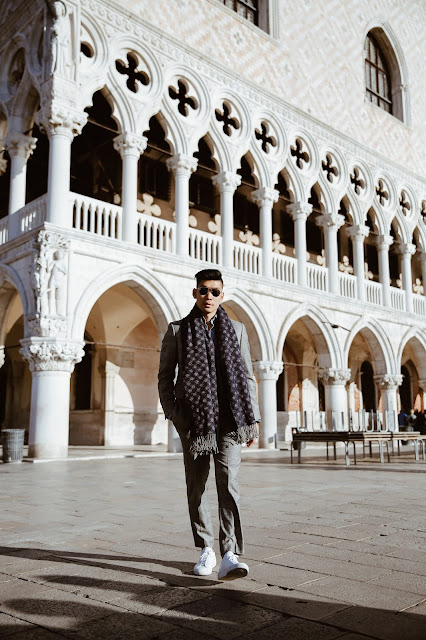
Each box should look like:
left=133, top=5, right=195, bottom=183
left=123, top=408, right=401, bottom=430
left=193, top=547, right=217, bottom=576
left=218, top=551, right=249, bottom=581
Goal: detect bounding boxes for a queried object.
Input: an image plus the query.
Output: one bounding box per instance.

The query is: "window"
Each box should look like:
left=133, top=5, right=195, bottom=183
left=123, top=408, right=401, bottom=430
left=139, top=158, right=170, bottom=202
left=364, top=33, right=392, bottom=113
left=223, top=0, right=258, bottom=25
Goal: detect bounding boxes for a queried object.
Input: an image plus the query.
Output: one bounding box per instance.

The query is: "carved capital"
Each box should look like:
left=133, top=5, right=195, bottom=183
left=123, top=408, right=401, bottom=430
left=319, top=368, right=351, bottom=385
left=3, top=132, right=37, bottom=160
left=254, top=360, right=283, bottom=380
left=418, top=379, right=426, bottom=390
left=20, top=339, right=84, bottom=373
left=166, top=153, right=198, bottom=176
left=286, top=201, right=312, bottom=221
left=374, top=374, right=403, bottom=390
left=35, top=104, right=88, bottom=139
left=211, top=171, right=241, bottom=193
left=347, top=224, right=370, bottom=240
left=113, top=132, right=147, bottom=157
left=376, top=234, right=394, bottom=250
left=397, top=242, right=416, bottom=257
left=251, top=187, right=279, bottom=207
left=316, top=213, right=345, bottom=231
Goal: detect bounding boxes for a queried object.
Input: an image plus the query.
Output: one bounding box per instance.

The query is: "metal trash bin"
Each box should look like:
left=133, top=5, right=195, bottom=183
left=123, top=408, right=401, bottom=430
left=1, top=429, right=25, bottom=463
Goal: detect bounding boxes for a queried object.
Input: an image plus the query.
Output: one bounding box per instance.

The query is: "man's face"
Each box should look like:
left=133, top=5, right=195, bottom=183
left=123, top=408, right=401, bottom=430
left=193, top=280, right=224, bottom=318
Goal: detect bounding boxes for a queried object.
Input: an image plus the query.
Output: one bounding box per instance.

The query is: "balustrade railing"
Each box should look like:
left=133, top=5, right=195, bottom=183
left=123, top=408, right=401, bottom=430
left=188, top=228, right=221, bottom=264
left=307, top=262, right=328, bottom=291
left=390, top=287, right=405, bottom=311
left=0, top=217, right=8, bottom=246
left=233, top=242, right=261, bottom=275
left=338, top=272, right=356, bottom=299
left=137, top=212, right=175, bottom=253
left=72, top=193, right=122, bottom=239
left=272, top=253, right=296, bottom=284
left=366, top=279, right=382, bottom=306
left=413, top=293, right=426, bottom=316
left=19, top=195, right=47, bottom=234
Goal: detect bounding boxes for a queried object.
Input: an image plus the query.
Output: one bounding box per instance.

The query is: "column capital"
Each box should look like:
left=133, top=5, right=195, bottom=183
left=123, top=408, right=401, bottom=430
left=319, top=368, right=351, bottom=385
left=347, top=224, right=370, bottom=240
left=254, top=360, right=283, bottom=380
left=316, top=213, right=345, bottom=230
left=113, top=132, right=147, bottom=158
left=397, top=242, right=416, bottom=257
left=287, top=201, right=312, bottom=221
left=0, top=346, right=4, bottom=368
left=250, top=187, right=279, bottom=207
left=376, top=234, right=394, bottom=249
left=166, top=153, right=198, bottom=176
left=418, top=379, right=426, bottom=389
left=211, top=171, right=241, bottom=192
left=20, top=338, right=84, bottom=373
left=374, top=374, right=403, bottom=389
left=3, top=132, right=37, bottom=160
left=35, top=104, right=88, bottom=139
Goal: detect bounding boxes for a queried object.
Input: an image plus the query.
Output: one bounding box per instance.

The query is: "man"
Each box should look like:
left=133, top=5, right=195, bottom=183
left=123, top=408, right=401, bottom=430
left=158, top=269, right=260, bottom=580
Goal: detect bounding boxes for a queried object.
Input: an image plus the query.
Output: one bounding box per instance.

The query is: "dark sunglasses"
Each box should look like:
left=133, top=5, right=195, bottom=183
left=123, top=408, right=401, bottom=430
left=196, top=286, right=222, bottom=297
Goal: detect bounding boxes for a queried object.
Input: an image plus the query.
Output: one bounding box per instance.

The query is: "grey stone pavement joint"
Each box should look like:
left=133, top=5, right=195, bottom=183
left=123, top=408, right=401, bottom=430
left=0, top=446, right=425, bottom=639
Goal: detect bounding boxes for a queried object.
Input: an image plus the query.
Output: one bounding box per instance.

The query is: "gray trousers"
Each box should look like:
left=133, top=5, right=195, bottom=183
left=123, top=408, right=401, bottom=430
left=179, top=431, right=244, bottom=557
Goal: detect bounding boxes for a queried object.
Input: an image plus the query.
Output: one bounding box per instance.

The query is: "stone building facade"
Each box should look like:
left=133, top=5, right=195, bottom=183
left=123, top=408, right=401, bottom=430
left=0, top=0, right=425, bottom=458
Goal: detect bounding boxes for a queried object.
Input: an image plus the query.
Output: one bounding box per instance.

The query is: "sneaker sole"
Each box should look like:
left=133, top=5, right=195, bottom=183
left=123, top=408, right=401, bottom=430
left=218, top=567, right=248, bottom=581
left=193, top=563, right=217, bottom=576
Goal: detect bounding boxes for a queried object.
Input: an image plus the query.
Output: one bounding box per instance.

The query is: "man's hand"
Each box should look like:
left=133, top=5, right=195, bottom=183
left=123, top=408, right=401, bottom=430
left=246, top=438, right=257, bottom=448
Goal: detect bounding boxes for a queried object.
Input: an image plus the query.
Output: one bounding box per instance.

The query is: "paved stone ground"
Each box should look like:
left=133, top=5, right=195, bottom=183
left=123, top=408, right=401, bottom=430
left=0, top=446, right=425, bottom=639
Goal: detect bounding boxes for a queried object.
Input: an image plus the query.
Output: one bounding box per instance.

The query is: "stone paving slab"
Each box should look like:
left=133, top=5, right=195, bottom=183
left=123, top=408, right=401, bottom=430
left=1, top=448, right=426, bottom=639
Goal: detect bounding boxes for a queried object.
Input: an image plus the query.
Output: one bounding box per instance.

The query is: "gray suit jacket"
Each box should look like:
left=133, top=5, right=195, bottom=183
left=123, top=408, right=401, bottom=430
left=158, top=317, right=261, bottom=433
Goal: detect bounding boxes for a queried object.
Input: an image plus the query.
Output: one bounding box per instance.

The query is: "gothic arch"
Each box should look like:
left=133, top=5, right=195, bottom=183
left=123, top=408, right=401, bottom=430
left=0, top=263, right=28, bottom=345
left=71, top=264, right=180, bottom=341
left=397, top=328, right=426, bottom=381
left=277, top=304, right=342, bottom=369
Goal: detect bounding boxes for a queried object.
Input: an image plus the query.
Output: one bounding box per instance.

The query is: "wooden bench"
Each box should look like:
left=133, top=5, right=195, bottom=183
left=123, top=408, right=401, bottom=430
left=290, top=430, right=393, bottom=466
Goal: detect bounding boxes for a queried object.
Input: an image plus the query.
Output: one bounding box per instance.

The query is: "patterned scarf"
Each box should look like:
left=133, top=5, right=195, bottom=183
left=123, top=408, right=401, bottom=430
left=181, top=304, right=258, bottom=457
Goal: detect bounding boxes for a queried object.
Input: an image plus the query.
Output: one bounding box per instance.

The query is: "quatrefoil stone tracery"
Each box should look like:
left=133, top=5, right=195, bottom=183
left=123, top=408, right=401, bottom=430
left=215, top=102, right=240, bottom=136
left=115, top=53, right=149, bottom=93
left=255, top=121, right=277, bottom=154
left=399, top=190, right=411, bottom=216
left=376, top=179, right=389, bottom=206
left=290, top=138, right=309, bottom=169
left=350, top=167, right=365, bottom=195
left=169, top=80, right=198, bottom=117
left=322, top=154, right=338, bottom=183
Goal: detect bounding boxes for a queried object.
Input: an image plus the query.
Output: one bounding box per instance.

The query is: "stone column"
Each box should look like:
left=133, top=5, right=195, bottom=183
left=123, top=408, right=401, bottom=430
left=398, top=243, right=416, bottom=313
left=319, top=368, right=351, bottom=430
left=113, top=133, right=147, bottom=243
left=36, top=107, right=87, bottom=227
left=212, top=171, right=241, bottom=269
left=103, top=360, right=120, bottom=446
left=287, top=202, right=312, bottom=287
left=376, top=234, right=393, bottom=308
left=166, top=154, right=198, bottom=256
left=20, top=338, right=84, bottom=459
left=419, top=379, right=426, bottom=411
left=374, top=374, right=403, bottom=429
left=3, top=132, right=37, bottom=239
left=254, top=361, right=283, bottom=448
left=347, top=225, right=369, bottom=302
left=0, top=346, right=4, bottom=368
left=419, top=253, right=426, bottom=299
left=316, top=213, right=345, bottom=295
left=251, top=187, right=279, bottom=278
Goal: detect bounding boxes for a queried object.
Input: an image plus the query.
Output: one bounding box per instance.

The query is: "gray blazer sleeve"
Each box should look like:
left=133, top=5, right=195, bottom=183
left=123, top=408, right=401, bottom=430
left=239, top=323, right=261, bottom=422
left=157, top=323, right=178, bottom=419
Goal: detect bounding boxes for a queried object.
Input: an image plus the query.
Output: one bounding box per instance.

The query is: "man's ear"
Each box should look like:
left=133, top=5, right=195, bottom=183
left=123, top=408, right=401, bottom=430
left=192, top=288, right=197, bottom=299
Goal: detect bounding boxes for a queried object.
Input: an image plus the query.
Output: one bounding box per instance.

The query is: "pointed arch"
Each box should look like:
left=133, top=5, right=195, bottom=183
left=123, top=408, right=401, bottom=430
left=344, top=317, right=395, bottom=375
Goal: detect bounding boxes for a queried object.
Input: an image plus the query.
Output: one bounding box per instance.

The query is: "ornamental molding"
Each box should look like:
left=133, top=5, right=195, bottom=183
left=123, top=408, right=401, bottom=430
left=254, top=360, right=283, bottom=380
left=319, top=368, right=351, bottom=385
left=19, top=338, right=84, bottom=372
left=374, top=374, right=404, bottom=389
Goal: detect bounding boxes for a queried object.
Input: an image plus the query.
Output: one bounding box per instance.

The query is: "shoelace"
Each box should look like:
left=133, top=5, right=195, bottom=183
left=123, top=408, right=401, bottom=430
left=199, top=549, right=213, bottom=566
left=227, top=552, right=239, bottom=563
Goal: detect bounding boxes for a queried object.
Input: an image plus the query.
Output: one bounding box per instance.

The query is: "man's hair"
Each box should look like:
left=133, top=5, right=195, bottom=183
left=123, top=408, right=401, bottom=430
left=195, top=269, right=223, bottom=286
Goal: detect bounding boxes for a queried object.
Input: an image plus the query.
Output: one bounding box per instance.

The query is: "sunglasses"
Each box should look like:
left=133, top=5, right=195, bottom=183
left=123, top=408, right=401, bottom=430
left=196, top=286, right=222, bottom=297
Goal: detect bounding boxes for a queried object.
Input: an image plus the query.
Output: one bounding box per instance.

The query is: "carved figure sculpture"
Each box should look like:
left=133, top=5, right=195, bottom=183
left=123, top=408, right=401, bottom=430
left=48, top=249, right=67, bottom=316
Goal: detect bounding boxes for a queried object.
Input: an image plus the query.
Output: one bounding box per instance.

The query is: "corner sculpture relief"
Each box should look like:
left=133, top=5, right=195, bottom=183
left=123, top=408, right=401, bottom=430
left=28, top=230, right=70, bottom=337
left=47, top=0, right=73, bottom=79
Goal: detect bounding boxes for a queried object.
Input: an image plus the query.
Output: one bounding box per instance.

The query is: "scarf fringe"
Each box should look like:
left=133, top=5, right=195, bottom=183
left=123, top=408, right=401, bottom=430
left=227, top=423, right=259, bottom=445
left=190, top=432, right=219, bottom=458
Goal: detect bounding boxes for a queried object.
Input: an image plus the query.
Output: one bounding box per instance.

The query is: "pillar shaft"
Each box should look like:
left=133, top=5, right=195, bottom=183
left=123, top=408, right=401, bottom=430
left=347, top=225, right=369, bottom=302
left=113, top=133, right=147, bottom=243
left=287, top=202, right=312, bottom=287
left=377, top=234, right=393, bottom=307
left=3, top=133, right=37, bottom=239
left=212, top=172, right=241, bottom=268
left=167, top=154, right=198, bottom=256
left=316, top=213, right=344, bottom=295
left=399, top=243, right=416, bottom=313
left=254, top=361, right=283, bottom=448
left=320, top=368, right=351, bottom=430
left=251, top=187, right=279, bottom=278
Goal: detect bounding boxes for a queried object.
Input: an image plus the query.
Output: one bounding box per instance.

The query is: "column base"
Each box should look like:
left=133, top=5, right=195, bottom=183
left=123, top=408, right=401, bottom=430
left=28, top=443, right=68, bottom=460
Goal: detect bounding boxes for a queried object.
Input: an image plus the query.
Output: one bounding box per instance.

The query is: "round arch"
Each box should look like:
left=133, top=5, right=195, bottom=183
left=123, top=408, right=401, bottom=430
left=72, top=264, right=180, bottom=341
left=0, top=264, right=28, bottom=344
left=343, top=318, right=395, bottom=375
